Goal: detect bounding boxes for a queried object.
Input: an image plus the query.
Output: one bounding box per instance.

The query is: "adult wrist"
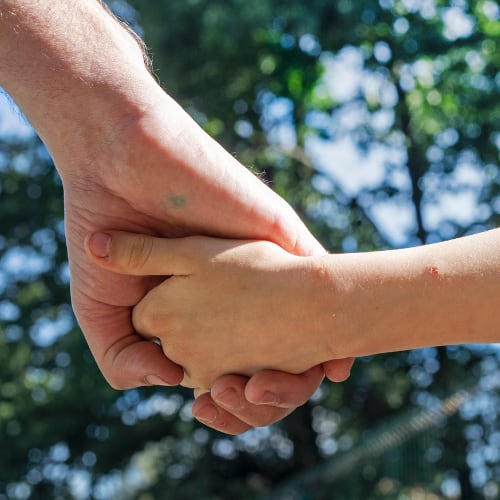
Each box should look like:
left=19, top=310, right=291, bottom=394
left=0, top=0, right=154, bottom=170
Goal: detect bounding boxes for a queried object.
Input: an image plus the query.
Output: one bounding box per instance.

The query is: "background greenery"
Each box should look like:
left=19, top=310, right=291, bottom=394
left=0, top=0, right=499, bottom=498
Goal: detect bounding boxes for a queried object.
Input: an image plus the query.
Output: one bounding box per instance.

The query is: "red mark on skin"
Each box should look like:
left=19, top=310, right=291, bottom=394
left=427, top=265, right=440, bottom=278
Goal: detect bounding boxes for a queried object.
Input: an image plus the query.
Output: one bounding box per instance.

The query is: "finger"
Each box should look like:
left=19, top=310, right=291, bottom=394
left=76, top=301, right=184, bottom=389
left=244, top=365, right=324, bottom=408
left=181, top=372, right=202, bottom=389
left=210, top=375, right=294, bottom=427
left=101, top=334, right=184, bottom=389
left=322, top=358, right=355, bottom=382
left=193, top=388, right=210, bottom=399
left=192, top=392, right=253, bottom=435
left=84, top=230, right=195, bottom=276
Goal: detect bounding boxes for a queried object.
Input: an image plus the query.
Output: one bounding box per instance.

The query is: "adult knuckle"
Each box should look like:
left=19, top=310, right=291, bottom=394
left=100, top=337, right=139, bottom=390
left=106, top=375, right=132, bottom=391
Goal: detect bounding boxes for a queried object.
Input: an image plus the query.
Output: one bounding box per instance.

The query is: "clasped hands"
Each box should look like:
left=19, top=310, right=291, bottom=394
left=1, top=0, right=349, bottom=435
left=86, top=231, right=346, bottom=394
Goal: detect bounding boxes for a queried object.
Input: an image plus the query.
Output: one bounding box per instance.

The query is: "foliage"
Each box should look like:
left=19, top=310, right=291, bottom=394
left=0, top=0, right=499, bottom=498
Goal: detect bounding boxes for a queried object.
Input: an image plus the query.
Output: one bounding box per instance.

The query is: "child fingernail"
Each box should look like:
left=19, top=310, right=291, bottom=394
left=88, top=232, right=111, bottom=258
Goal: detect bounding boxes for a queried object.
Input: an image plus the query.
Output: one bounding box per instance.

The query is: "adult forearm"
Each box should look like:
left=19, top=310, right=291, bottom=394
left=0, top=0, right=151, bottom=160
left=322, top=229, right=500, bottom=359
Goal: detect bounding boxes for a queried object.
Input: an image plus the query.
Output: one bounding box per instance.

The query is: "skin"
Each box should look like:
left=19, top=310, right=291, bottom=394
left=86, top=229, right=500, bottom=390
left=0, top=0, right=353, bottom=433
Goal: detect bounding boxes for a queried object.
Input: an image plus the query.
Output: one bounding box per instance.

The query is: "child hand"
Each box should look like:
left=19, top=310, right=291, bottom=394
left=85, top=231, right=332, bottom=389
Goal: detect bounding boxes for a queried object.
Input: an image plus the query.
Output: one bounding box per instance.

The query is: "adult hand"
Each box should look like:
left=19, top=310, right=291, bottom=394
left=71, top=98, right=352, bottom=433
left=64, top=93, right=329, bottom=388
left=65, top=102, right=353, bottom=432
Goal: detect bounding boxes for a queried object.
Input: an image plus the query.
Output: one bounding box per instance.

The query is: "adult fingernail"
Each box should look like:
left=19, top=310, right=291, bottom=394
left=259, top=391, right=278, bottom=405
left=213, top=388, right=241, bottom=410
left=88, top=232, right=111, bottom=258
left=144, top=375, right=173, bottom=386
left=193, top=403, right=218, bottom=424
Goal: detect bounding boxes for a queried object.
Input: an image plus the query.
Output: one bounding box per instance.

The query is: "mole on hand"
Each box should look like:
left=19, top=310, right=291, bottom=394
left=161, top=194, right=187, bottom=211
left=170, top=195, right=187, bottom=209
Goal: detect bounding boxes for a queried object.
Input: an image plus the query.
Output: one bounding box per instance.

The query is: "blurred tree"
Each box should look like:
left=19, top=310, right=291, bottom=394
left=0, top=0, right=498, bottom=498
